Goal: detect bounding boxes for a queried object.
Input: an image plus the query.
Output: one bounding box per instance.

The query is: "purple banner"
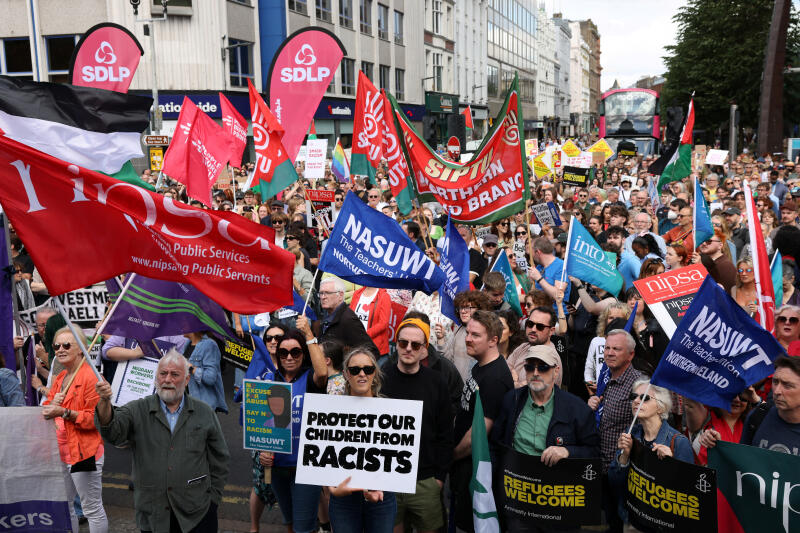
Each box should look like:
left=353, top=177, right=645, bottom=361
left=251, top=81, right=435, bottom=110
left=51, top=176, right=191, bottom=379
left=0, top=500, right=71, bottom=532
left=0, top=217, right=13, bottom=371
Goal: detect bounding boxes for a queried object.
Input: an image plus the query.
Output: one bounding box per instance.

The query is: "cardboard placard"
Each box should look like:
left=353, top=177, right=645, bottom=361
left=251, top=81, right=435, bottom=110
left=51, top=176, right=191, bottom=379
left=305, top=139, right=328, bottom=180
left=531, top=202, right=562, bottom=227
left=110, top=356, right=159, bottom=406
left=561, top=166, right=591, bottom=188
left=242, top=379, right=293, bottom=453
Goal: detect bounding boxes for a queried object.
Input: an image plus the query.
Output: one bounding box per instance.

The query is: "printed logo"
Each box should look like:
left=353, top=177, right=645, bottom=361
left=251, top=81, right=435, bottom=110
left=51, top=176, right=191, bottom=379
left=582, top=463, right=597, bottom=482
left=179, top=121, right=192, bottom=138
left=94, top=41, right=117, bottom=64
left=279, top=43, right=330, bottom=82
left=294, top=44, right=317, bottom=66
left=695, top=473, right=711, bottom=493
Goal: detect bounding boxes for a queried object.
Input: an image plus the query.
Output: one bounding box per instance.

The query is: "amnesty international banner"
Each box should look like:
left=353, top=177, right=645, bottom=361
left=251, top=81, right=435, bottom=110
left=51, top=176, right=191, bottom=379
left=501, top=449, right=601, bottom=530
left=626, top=440, right=717, bottom=532
left=561, top=165, right=591, bottom=187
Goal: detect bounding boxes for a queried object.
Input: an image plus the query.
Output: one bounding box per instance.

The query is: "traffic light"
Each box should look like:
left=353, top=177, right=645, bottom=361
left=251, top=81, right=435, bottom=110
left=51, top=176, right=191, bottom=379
left=447, top=113, right=467, bottom=151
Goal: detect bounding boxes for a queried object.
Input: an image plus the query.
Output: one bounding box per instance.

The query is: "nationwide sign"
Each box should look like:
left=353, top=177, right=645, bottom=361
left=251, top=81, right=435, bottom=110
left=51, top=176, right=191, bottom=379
left=395, top=74, right=530, bottom=225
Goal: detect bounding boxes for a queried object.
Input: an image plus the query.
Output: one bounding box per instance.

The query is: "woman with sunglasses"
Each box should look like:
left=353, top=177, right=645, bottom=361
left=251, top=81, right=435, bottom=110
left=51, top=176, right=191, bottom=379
left=328, top=347, right=396, bottom=533
left=732, top=259, right=759, bottom=316
left=264, top=319, right=328, bottom=533
left=695, top=387, right=758, bottom=466
left=271, top=212, right=290, bottom=249
left=42, top=327, right=108, bottom=532
left=490, top=219, right=513, bottom=247
left=773, top=305, right=800, bottom=351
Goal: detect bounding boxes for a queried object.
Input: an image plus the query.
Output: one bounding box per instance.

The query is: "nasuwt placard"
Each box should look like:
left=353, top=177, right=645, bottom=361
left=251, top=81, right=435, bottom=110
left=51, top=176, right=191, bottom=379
left=242, top=379, right=293, bottom=454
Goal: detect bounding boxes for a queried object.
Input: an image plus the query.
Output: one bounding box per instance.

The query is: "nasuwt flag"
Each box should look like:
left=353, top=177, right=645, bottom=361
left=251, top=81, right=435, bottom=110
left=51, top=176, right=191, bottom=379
left=288, top=289, right=317, bottom=321
left=394, top=73, right=530, bottom=225
left=0, top=76, right=151, bottom=174
left=318, top=193, right=446, bottom=294
left=437, top=214, right=471, bottom=323
left=219, top=92, right=248, bottom=168
left=247, top=80, right=299, bottom=200
left=462, top=105, right=474, bottom=130
left=471, top=392, right=500, bottom=533
left=652, top=97, right=694, bottom=189
left=694, top=177, right=714, bottom=247
left=331, top=138, right=350, bottom=183
left=744, top=181, right=776, bottom=332
left=650, top=276, right=783, bottom=410
left=160, top=97, right=231, bottom=206
left=772, top=251, right=784, bottom=307
left=383, top=91, right=415, bottom=215
left=563, top=219, right=624, bottom=296
left=104, top=275, right=238, bottom=342
left=490, top=251, right=523, bottom=317
left=351, top=71, right=384, bottom=184
left=0, top=135, right=295, bottom=314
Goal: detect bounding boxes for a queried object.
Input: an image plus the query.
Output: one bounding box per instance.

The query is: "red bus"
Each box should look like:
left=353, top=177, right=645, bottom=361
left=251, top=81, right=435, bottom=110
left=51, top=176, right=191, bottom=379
left=598, top=88, right=660, bottom=156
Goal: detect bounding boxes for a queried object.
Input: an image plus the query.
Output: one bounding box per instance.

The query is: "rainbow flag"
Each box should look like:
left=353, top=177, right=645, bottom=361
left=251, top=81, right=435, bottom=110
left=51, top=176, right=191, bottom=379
left=332, top=138, right=350, bottom=183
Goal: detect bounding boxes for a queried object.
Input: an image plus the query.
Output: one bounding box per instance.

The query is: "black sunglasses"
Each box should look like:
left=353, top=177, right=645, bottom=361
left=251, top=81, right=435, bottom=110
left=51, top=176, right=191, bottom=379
left=628, top=393, right=653, bottom=402
left=777, top=316, right=800, bottom=325
left=53, top=342, right=73, bottom=351
left=347, top=365, right=376, bottom=376
left=264, top=334, right=284, bottom=343
left=523, top=361, right=553, bottom=373
left=277, top=347, right=304, bottom=360
left=397, top=339, right=424, bottom=351
left=515, top=231, right=527, bottom=236
left=525, top=320, right=551, bottom=331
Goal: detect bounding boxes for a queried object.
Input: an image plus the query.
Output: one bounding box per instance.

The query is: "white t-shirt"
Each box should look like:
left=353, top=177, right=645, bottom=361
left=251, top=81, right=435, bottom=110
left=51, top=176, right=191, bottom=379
left=354, top=291, right=377, bottom=331
left=584, top=336, right=606, bottom=383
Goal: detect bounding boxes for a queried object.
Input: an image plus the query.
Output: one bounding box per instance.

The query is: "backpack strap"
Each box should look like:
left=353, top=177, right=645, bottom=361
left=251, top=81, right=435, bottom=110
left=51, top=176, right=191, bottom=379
left=669, top=433, right=678, bottom=455
left=747, top=401, right=773, bottom=439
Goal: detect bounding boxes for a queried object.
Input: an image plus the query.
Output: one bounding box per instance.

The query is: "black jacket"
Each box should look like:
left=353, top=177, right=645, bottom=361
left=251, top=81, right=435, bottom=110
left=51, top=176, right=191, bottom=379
left=491, top=385, right=600, bottom=459
left=319, top=302, right=378, bottom=355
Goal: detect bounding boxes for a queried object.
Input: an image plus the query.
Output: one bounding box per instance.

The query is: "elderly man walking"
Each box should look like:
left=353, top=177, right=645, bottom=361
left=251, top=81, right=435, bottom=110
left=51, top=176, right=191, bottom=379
left=95, top=350, right=230, bottom=533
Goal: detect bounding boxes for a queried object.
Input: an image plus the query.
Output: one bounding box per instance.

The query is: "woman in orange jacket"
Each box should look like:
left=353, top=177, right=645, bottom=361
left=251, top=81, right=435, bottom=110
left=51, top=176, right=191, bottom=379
left=350, top=286, right=392, bottom=357
left=42, top=326, right=108, bottom=532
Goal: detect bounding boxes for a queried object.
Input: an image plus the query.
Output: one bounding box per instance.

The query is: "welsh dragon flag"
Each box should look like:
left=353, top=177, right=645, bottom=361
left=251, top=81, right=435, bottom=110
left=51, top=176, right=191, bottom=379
left=470, top=392, right=500, bottom=533
left=246, top=79, right=298, bottom=200
left=652, top=97, right=694, bottom=189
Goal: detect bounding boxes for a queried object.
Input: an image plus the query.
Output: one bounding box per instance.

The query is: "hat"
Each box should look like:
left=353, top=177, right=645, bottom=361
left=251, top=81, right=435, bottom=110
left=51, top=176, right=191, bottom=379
left=396, top=318, right=430, bottom=347
left=620, top=175, right=633, bottom=183
left=791, top=187, right=800, bottom=197
left=483, top=234, right=499, bottom=246
left=524, top=345, right=560, bottom=368
left=270, top=199, right=285, bottom=208
left=783, top=200, right=798, bottom=212
left=723, top=207, right=741, bottom=215
left=556, top=232, right=568, bottom=244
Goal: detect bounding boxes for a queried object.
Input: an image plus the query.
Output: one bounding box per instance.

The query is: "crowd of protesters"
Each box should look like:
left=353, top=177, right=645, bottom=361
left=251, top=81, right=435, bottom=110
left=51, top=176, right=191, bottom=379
left=4, top=138, right=800, bottom=533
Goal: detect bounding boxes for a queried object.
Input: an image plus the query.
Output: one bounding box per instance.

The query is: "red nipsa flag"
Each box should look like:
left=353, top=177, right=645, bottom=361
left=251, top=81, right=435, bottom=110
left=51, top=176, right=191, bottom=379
left=0, top=135, right=294, bottom=314
left=219, top=92, right=248, bottom=168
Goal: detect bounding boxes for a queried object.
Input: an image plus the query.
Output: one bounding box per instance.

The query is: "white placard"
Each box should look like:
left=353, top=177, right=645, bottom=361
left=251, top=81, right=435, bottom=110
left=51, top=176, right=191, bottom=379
left=295, top=145, right=307, bottom=162
left=564, top=151, right=593, bottom=168
left=18, top=285, right=109, bottom=330
left=110, top=357, right=159, bottom=406
left=513, top=240, right=529, bottom=273
left=705, top=149, right=729, bottom=166
left=531, top=202, right=557, bottom=226
left=304, top=139, right=328, bottom=180
left=296, top=393, right=423, bottom=493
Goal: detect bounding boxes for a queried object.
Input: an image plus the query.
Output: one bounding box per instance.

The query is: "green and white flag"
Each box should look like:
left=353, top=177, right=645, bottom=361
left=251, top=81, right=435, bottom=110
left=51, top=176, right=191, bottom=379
left=470, top=391, right=500, bottom=533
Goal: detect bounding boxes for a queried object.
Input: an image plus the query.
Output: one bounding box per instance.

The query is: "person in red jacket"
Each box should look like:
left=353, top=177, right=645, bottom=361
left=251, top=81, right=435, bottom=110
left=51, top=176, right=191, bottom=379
left=350, top=286, right=391, bottom=357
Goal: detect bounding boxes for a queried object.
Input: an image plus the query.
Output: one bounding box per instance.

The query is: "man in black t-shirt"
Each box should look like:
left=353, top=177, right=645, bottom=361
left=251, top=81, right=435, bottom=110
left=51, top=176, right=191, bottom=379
left=451, top=311, right=514, bottom=533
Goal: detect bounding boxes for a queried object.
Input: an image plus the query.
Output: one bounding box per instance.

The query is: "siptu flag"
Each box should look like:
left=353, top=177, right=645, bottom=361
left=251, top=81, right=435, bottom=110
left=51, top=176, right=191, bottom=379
left=382, top=91, right=415, bottom=215
left=219, top=92, right=248, bottom=168
left=489, top=250, right=523, bottom=317
left=563, top=218, right=624, bottom=296
left=246, top=80, right=299, bottom=200
left=771, top=251, right=783, bottom=308
left=0, top=75, right=151, bottom=174
left=462, top=105, right=474, bottom=130
left=694, top=177, right=714, bottom=247
left=331, top=138, right=350, bottom=183
left=0, top=135, right=295, bottom=314
left=744, top=181, right=776, bottom=332
left=470, top=391, right=500, bottom=533
left=351, top=71, right=384, bottom=184
left=437, top=214, right=471, bottom=323
left=319, top=192, right=446, bottom=293
left=650, top=276, right=784, bottom=410
left=160, top=97, right=232, bottom=206
left=652, top=96, right=694, bottom=189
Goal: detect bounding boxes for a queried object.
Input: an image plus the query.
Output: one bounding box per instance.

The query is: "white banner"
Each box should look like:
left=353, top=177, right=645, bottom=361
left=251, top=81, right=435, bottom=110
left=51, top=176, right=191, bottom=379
left=705, top=149, right=729, bottom=166
left=304, top=139, right=329, bottom=180
left=110, top=357, right=159, bottom=406
left=296, top=393, right=423, bottom=493
left=18, top=285, right=109, bottom=330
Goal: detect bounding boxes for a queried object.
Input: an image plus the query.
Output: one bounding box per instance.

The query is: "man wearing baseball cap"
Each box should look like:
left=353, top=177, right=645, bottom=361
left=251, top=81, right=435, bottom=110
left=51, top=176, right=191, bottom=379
left=491, top=345, right=599, bottom=464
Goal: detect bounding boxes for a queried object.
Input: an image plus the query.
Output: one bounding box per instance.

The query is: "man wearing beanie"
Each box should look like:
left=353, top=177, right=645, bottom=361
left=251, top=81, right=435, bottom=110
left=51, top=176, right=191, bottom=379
left=382, top=317, right=454, bottom=533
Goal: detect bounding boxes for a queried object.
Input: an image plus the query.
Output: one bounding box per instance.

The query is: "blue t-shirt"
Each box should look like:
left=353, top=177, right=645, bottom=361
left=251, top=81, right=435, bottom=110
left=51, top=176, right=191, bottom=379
left=741, top=407, right=800, bottom=456
left=535, top=257, right=571, bottom=313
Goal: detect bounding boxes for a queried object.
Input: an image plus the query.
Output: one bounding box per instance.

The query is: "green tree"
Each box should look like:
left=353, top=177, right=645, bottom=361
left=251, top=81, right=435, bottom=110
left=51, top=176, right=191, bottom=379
left=661, top=0, right=800, bottom=139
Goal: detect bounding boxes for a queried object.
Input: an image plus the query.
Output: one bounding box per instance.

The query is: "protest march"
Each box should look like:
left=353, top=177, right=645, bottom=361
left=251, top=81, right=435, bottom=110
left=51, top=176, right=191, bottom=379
left=1, top=2, right=800, bottom=533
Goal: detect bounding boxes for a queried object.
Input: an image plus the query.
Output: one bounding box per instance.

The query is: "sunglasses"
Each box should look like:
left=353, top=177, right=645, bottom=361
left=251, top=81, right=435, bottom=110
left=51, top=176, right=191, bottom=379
left=273, top=221, right=285, bottom=225
left=484, top=243, right=497, bottom=248
left=777, top=316, right=800, bottom=325
left=397, top=339, right=424, bottom=351
left=53, top=342, right=73, bottom=351
left=523, top=362, right=553, bottom=373
left=628, top=393, right=653, bottom=402
left=738, top=268, right=754, bottom=273
left=498, top=222, right=509, bottom=226
left=347, top=365, right=376, bottom=376
left=525, top=320, right=551, bottom=331
left=277, top=347, right=304, bottom=360
left=264, top=334, right=284, bottom=343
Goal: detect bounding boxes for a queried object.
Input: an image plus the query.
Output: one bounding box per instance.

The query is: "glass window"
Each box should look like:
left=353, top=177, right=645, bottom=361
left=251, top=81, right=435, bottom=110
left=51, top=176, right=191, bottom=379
left=3, top=38, right=33, bottom=77
left=316, top=0, right=332, bottom=22
left=379, top=64, right=390, bottom=90
left=393, top=10, right=404, bottom=44
left=341, top=58, right=355, bottom=95
left=46, top=35, right=78, bottom=83
left=487, top=65, right=498, bottom=97
left=361, top=61, right=373, bottom=81
left=395, top=68, right=404, bottom=100
left=339, top=0, right=353, bottom=28
left=229, top=38, right=254, bottom=88
left=360, top=0, right=372, bottom=34
left=433, top=52, right=442, bottom=92
left=377, top=4, right=389, bottom=40
left=288, top=0, right=307, bottom=15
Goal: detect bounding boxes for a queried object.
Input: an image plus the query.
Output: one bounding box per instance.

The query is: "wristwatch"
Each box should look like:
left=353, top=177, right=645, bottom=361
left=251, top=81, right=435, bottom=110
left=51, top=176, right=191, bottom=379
left=61, top=409, right=71, bottom=420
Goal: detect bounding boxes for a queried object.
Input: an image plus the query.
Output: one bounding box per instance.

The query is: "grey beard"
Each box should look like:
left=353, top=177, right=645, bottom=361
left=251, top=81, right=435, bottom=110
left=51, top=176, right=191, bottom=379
left=156, top=385, right=183, bottom=405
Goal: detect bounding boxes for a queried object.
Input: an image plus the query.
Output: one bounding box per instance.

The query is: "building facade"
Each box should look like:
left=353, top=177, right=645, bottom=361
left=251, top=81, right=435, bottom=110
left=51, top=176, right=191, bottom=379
left=568, top=21, right=592, bottom=135
left=535, top=6, right=556, bottom=139
left=454, top=0, right=488, bottom=141
left=578, top=18, right=601, bottom=131
left=553, top=15, right=571, bottom=137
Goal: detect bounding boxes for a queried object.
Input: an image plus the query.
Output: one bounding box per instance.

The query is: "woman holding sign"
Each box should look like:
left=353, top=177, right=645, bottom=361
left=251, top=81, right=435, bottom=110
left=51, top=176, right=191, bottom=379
left=328, top=347, right=396, bottom=533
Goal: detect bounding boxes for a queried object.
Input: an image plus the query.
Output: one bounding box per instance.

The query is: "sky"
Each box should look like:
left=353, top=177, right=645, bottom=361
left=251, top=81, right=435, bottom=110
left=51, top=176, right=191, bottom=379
left=545, top=0, right=685, bottom=91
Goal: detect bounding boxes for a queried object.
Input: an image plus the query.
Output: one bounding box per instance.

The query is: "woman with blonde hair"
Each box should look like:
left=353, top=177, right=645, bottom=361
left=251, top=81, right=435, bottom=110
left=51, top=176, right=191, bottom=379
left=732, top=258, right=758, bottom=317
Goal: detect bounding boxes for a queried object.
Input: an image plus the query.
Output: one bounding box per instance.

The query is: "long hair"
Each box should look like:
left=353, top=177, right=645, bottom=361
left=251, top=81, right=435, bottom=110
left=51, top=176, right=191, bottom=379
left=276, top=329, right=311, bottom=376
left=343, top=347, right=383, bottom=397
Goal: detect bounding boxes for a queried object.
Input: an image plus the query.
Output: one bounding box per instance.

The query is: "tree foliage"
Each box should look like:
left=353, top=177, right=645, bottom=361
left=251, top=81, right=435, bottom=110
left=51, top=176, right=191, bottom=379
left=661, top=0, right=800, bottom=138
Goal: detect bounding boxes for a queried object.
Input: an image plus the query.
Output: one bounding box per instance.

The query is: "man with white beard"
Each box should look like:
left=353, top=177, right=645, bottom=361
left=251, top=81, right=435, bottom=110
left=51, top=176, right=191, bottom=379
left=95, top=350, right=230, bottom=533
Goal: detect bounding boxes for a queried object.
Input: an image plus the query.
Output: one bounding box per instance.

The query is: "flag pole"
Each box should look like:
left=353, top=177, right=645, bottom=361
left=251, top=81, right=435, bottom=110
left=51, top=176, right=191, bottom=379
left=155, top=171, right=165, bottom=191
left=744, top=182, right=767, bottom=329
left=692, top=176, right=697, bottom=252
left=524, top=203, right=535, bottom=272
left=53, top=297, right=102, bottom=382
left=86, top=273, right=138, bottom=354
left=301, top=269, right=321, bottom=316
left=626, top=383, right=652, bottom=435
left=559, top=217, right=575, bottom=285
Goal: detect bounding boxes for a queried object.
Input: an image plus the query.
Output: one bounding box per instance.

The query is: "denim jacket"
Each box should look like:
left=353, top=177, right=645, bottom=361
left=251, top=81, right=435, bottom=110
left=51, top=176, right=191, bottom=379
left=184, top=336, right=228, bottom=413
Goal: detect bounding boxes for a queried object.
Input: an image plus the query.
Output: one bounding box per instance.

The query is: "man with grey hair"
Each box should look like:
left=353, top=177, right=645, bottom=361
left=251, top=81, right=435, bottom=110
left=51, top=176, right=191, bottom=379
left=624, top=211, right=666, bottom=256
left=586, top=329, right=642, bottom=533
left=317, top=277, right=377, bottom=355
left=95, top=350, right=229, bottom=533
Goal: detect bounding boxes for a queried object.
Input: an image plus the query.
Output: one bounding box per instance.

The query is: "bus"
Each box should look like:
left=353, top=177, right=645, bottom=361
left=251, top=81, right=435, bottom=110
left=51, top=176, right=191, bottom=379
left=598, top=88, right=660, bottom=157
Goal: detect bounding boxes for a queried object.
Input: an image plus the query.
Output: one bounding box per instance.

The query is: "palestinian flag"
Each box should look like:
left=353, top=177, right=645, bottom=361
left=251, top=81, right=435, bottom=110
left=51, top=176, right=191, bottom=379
left=651, top=97, right=694, bottom=189
left=462, top=105, right=474, bottom=130
left=102, top=161, right=156, bottom=191
left=0, top=76, right=151, bottom=174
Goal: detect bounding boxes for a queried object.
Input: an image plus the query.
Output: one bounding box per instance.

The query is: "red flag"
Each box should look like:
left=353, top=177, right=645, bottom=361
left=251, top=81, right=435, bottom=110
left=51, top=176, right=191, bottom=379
left=246, top=80, right=298, bottom=199
left=161, top=97, right=231, bottom=205
left=462, top=105, right=474, bottom=129
left=350, top=71, right=385, bottom=182
left=744, top=182, right=775, bottom=332
left=219, top=93, right=248, bottom=168
left=0, top=135, right=294, bottom=314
